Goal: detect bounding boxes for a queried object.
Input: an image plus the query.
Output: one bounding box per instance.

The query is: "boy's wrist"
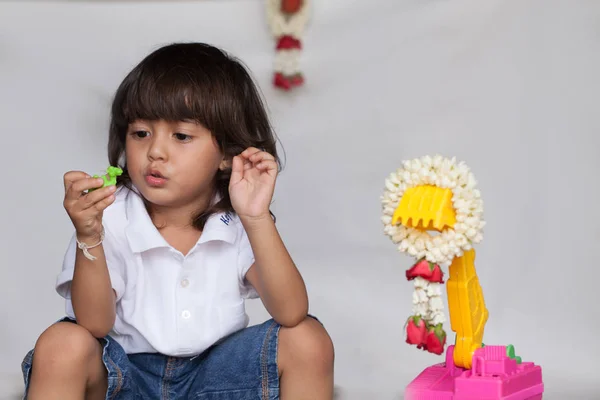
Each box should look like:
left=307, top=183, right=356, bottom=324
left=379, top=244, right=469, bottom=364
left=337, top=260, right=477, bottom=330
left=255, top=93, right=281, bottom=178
left=76, top=230, right=103, bottom=245
left=239, top=213, right=274, bottom=232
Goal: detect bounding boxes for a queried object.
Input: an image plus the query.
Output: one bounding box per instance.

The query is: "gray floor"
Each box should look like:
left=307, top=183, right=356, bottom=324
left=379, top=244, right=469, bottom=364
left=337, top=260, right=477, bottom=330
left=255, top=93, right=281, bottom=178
left=3, top=377, right=600, bottom=399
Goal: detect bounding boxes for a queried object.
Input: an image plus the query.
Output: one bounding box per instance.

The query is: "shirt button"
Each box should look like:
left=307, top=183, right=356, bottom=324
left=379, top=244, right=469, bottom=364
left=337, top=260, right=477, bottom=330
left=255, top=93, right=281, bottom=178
left=182, top=310, right=191, bottom=319
left=181, top=278, right=190, bottom=288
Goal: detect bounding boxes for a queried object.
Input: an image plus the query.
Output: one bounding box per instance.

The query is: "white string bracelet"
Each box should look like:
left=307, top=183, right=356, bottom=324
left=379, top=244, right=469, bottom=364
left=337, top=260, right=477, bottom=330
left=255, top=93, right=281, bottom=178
left=76, top=227, right=105, bottom=261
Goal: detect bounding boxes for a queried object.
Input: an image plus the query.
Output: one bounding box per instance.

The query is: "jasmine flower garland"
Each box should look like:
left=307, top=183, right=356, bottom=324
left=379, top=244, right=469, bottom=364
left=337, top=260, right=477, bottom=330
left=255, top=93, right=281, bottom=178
left=266, top=0, right=311, bottom=90
left=381, top=155, right=485, bottom=265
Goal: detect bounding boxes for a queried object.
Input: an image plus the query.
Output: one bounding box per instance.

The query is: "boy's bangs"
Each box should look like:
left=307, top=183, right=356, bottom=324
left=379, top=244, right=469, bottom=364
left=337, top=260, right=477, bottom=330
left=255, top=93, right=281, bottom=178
left=120, top=70, right=211, bottom=126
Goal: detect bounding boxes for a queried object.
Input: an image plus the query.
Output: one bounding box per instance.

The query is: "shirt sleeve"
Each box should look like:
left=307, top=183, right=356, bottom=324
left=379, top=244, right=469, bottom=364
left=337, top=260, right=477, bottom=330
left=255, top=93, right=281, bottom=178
left=238, top=227, right=259, bottom=299
left=55, top=227, right=126, bottom=319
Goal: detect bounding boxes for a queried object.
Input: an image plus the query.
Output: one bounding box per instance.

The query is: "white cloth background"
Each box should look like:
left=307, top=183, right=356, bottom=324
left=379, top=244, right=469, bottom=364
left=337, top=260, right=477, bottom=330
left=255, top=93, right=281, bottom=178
left=0, top=0, right=598, bottom=399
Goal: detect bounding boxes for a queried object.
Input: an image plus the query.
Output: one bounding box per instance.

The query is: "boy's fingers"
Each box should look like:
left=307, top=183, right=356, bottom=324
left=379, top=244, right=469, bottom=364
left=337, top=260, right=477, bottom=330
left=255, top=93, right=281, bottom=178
left=93, top=194, right=116, bottom=212
left=241, top=147, right=262, bottom=159
left=230, top=155, right=244, bottom=184
left=257, top=160, right=277, bottom=171
left=67, top=178, right=104, bottom=201
left=81, top=186, right=116, bottom=210
left=63, top=171, right=89, bottom=191
left=249, top=151, right=274, bottom=163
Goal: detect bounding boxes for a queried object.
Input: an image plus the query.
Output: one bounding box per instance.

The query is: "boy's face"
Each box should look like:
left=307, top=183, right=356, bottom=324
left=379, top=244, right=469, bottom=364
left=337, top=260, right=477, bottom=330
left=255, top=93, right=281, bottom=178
left=125, top=119, right=224, bottom=209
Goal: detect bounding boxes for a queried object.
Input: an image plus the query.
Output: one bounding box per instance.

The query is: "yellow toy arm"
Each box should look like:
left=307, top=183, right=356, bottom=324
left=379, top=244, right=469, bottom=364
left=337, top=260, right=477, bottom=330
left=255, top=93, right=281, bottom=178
left=446, top=249, right=489, bottom=368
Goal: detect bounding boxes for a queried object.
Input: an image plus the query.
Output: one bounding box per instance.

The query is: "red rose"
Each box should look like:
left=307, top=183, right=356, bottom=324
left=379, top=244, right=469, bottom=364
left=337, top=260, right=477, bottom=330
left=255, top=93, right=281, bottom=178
left=281, top=0, right=303, bottom=14
left=405, top=315, right=427, bottom=346
left=406, top=258, right=444, bottom=283
left=424, top=323, right=447, bottom=355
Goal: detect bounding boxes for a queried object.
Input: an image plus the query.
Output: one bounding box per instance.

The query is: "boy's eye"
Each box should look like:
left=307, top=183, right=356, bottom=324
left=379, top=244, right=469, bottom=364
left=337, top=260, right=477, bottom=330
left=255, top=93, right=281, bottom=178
left=133, top=130, right=149, bottom=138
left=174, top=133, right=191, bottom=141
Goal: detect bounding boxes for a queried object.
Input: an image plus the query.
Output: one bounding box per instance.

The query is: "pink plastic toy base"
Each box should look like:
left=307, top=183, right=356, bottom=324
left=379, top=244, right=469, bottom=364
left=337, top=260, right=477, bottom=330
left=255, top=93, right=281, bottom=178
left=405, top=345, right=544, bottom=400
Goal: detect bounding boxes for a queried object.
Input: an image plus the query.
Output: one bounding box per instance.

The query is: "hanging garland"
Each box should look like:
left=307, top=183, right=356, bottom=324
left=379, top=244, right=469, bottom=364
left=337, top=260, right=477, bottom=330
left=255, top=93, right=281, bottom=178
left=381, top=155, right=485, bottom=355
left=266, top=0, right=311, bottom=90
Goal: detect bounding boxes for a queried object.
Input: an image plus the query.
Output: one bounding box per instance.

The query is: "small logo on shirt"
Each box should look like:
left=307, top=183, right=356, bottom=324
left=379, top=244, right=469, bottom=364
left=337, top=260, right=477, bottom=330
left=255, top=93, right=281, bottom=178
left=220, top=213, right=232, bottom=225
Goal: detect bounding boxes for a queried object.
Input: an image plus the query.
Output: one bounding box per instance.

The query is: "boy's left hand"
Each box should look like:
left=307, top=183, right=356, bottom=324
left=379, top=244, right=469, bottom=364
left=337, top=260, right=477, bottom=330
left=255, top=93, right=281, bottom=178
left=229, top=147, right=278, bottom=221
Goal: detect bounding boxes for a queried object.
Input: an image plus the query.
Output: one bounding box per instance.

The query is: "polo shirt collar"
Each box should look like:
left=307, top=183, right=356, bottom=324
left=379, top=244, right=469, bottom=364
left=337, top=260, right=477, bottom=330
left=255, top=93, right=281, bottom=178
left=124, top=186, right=237, bottom=253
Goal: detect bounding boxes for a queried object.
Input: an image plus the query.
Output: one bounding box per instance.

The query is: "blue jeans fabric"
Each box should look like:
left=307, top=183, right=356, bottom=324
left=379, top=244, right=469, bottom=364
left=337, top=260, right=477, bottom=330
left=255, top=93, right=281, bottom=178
left=21, top=317, right=285, bottom=399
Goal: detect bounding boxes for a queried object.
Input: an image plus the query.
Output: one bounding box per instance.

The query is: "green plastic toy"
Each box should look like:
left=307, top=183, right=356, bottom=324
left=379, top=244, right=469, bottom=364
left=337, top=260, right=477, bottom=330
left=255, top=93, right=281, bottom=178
left=89, top=166, right=123, bottom=192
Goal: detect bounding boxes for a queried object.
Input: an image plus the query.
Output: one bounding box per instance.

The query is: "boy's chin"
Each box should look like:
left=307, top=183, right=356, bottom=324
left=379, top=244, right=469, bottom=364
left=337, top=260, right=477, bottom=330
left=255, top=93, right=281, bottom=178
left=139, top=187, right=202, bottom=210
left=138, top=186, right=174, bottom=206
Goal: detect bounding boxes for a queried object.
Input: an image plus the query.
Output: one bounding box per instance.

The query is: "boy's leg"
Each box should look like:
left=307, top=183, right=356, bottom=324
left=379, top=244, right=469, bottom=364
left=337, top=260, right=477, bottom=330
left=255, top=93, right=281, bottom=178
left=189, top=314, right=334, bottom=400
left=278, top=316, right=335, bottom=400
left=25, top=322, right=107, bottom=400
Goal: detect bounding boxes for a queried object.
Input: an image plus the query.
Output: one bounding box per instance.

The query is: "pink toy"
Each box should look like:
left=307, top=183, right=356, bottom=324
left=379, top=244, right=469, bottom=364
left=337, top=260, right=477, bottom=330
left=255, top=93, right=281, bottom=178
left=405, top=345, right=543, bottom=400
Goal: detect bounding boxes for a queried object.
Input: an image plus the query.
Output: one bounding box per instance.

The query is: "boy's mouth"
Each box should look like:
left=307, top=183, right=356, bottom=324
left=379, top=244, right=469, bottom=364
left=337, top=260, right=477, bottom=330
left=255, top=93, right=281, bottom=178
left=144, top=168, right=168, bottom=187
left=146, top=169, right=167, bottom=179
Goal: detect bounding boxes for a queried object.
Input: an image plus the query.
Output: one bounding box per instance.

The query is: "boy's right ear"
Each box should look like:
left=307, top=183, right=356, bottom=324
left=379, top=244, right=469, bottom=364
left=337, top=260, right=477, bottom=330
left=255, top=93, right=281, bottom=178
left=219, top=158, right=231, bottom=171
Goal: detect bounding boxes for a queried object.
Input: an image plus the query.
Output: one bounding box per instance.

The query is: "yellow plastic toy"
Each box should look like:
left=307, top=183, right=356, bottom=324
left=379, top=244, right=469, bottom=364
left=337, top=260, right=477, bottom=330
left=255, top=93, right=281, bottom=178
left=381, top=155, right=543, bottom=399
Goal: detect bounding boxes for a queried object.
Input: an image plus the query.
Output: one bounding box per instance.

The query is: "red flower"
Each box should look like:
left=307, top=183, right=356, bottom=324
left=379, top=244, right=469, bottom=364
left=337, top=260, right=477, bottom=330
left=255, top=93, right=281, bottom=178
left=406, top=258, right=444, bottom=283
left=289, top=73, right=304, bottom=87
left=405, top=315, right=427, bottom=346
left=424, top=323, right=447, bottom=355
left=281, top=0, right=303, bottom=14
left=273, top=73, right=292, bottom=90
left=276, top=35, right=302, bottom=51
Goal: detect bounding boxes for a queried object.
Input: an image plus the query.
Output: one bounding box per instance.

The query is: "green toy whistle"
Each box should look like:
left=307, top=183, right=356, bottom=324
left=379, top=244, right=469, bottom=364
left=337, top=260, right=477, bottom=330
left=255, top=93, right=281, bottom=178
left=89, top=166, right=123, bottom=192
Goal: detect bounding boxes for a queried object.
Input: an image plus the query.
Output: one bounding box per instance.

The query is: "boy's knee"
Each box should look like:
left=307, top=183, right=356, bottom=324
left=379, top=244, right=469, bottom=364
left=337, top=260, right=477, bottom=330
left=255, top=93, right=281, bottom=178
left=278, top=316, right=334, bottom=373
left=33, top=322, right=101, bottom=369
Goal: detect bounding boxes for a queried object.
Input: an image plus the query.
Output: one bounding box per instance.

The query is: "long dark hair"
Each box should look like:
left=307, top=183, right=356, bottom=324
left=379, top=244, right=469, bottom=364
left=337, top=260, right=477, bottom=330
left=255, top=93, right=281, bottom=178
left=108, top=42, right=281, bottom=229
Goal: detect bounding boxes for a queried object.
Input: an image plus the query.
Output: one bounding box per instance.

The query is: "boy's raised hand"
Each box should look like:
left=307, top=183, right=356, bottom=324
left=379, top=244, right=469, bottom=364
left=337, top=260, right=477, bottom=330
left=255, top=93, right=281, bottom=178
left=229, top=147, right=278, bottom=221
left=63, top=171, right=116, bottom=241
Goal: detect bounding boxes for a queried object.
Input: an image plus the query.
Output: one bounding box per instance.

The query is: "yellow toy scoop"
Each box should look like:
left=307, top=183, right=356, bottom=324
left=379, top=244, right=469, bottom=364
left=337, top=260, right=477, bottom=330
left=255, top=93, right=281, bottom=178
left=392, top=185, right=456, bottom=231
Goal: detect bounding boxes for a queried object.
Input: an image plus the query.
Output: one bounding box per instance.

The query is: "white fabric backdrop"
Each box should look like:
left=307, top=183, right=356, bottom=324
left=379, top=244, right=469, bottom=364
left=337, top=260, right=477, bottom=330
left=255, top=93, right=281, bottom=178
left=0, top=0, right=598, bottom=399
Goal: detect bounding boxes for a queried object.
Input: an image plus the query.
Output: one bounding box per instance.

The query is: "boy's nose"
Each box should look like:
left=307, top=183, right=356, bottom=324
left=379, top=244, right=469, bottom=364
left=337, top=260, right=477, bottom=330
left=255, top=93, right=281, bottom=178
left=147, top=137, right=168, bottom=161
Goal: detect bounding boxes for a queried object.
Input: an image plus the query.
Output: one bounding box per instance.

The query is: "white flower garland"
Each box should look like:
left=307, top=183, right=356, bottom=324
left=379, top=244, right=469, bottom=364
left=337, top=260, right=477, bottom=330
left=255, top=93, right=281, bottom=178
left=413, top=278, right=446, bottom=325
left=266, top=0, right=311, bottom=38
left=381, top=155, right=485, bottom=265
left=266, top=0, right=311, bottom=89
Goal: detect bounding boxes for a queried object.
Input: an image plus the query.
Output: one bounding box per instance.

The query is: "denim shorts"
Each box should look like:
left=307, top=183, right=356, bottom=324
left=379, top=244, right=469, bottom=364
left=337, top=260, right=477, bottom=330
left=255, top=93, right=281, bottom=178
left=21, top=316, right=305, bottom=399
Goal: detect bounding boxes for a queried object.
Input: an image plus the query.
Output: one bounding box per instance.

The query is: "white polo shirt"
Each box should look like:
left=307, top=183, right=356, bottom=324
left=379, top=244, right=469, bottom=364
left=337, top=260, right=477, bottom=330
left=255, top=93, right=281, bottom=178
left=55, top=185, right=258, bottom=356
